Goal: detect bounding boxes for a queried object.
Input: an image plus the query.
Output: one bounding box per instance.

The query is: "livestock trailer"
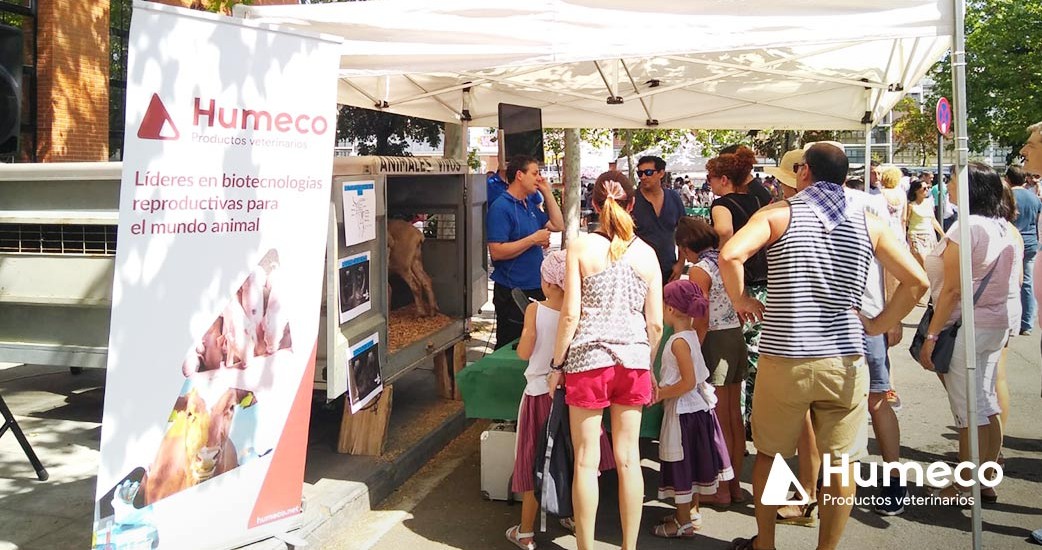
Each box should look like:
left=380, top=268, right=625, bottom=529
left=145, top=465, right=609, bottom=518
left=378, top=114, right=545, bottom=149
left=0, top=159, right=487, bottom=453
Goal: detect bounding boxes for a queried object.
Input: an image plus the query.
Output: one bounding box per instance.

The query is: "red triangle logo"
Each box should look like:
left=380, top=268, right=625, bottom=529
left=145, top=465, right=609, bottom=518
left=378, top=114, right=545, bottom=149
left=138, top=93, right=180, bottom=140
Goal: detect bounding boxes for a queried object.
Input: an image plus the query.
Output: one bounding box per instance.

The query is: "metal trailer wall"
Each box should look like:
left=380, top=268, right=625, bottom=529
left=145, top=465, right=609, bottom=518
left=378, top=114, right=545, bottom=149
left=0, top=162, right=120, bottom=368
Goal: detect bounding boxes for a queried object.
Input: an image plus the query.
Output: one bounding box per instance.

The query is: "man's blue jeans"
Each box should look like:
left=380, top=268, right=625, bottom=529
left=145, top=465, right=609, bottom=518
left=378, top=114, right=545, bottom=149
left=1021, top=246, right=1038, bottom=332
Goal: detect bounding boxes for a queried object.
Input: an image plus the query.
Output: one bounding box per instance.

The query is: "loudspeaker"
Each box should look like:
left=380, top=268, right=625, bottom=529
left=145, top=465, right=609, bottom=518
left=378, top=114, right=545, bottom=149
left=0, top=24, right=24, bottom=156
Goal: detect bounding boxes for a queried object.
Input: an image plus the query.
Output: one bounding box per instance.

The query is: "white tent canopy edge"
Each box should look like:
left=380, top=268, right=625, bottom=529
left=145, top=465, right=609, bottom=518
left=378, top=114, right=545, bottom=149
left=236, top=0, right=953, bottom=130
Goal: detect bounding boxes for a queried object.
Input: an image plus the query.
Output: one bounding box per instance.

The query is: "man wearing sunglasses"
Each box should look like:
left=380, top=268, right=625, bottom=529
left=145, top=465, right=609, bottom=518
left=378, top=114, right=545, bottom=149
left=631, top=155, right=686, bottom=283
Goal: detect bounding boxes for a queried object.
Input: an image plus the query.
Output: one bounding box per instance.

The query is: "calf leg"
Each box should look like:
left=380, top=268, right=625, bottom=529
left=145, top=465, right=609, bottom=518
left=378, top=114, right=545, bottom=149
left=398, top=270, right=430, bottom=316
left=411, top=258, right=439, bottom=316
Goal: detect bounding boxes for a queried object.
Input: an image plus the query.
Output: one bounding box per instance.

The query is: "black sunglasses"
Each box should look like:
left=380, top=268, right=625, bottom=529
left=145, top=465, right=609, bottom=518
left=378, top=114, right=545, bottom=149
left=792, top=162, right=805, bottom=173
left=637, top=169, right=659, bottom=177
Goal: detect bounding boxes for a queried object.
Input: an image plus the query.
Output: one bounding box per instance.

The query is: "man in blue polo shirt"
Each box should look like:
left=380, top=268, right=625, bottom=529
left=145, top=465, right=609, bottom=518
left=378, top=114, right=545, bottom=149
left=487, top=154, right=564, bottom=349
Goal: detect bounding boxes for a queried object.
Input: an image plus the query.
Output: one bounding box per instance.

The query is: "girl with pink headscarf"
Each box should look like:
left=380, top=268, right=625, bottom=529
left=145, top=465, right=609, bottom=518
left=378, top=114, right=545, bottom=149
left=652, top=279, right=734, bottom=538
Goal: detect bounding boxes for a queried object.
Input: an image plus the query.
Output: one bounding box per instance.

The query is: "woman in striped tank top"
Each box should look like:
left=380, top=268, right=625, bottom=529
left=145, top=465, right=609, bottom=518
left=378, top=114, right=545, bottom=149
left=547, top=171, right=663, bottom=550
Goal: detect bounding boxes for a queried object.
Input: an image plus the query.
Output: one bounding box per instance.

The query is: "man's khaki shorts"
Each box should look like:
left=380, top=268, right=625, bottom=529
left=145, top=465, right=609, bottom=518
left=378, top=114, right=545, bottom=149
left=751, top=354, right=868, bottom=466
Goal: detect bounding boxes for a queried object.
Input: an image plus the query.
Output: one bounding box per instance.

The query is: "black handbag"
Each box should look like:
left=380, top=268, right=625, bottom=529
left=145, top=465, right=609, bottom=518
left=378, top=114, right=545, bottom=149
left=909, top=263, right=996, bottom=373
left=533, top=387, right=573, bottom=531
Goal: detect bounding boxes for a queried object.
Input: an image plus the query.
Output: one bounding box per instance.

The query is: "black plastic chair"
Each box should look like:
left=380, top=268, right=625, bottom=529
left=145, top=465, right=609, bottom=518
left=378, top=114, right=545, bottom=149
left=0, top=394, right=48, bottom=481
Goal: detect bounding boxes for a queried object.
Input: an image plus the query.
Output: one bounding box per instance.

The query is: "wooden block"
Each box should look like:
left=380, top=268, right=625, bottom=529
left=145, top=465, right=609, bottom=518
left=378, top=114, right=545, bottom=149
left=451, top=341, right=466, bottom=401
left=434, top=346, right=453, bottom=399
left=338, top=385, right=393, bottom=455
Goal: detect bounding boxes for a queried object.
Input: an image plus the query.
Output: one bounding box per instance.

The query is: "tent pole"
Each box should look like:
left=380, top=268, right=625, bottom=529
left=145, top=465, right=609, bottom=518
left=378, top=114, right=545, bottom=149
left=563, top=128, right=581, bottom=246
left=951, top=0, right=982, bottom=547
left=864, top=91, right=872, bottom=179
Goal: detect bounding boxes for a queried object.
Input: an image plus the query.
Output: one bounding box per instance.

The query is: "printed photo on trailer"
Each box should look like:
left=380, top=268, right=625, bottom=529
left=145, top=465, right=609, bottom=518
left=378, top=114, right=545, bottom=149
left=347, top=333, right=382, bottom=413
left=341, top=180, right=376, bottom=246
left=337, top=252, right=371, bottom=324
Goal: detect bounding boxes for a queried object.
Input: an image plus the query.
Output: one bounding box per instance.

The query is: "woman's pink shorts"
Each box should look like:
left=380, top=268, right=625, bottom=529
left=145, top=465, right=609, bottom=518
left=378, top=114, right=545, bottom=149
left=564, top=364, right=653, bottom=409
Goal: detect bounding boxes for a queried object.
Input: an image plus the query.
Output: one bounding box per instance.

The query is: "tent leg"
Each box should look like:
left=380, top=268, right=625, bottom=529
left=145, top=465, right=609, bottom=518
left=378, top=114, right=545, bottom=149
left=951, top=0, right=983, bottom=548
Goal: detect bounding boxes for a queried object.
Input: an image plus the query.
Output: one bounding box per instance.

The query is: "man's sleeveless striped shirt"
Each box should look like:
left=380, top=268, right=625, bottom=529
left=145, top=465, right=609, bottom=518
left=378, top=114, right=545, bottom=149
left=758, top=194, right=874, bottom=358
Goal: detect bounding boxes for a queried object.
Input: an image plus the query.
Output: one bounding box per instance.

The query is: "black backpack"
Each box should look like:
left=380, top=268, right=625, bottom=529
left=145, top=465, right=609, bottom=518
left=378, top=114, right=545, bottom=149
left=532, top=387, right=573, bottom=530
left=718, top=194, right=768, bottom=285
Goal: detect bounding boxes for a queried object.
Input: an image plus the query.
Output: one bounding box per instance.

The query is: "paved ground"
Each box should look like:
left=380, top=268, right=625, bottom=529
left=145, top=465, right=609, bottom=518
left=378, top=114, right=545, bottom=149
left=2, top=253, right=1040, bottom=550
left=318, top=308, right=1042, bottom=550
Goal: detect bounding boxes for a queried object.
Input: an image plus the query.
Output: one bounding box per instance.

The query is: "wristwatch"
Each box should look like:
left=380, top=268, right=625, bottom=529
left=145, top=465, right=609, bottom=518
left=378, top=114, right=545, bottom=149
left=926, top=333, right=939, bottom=342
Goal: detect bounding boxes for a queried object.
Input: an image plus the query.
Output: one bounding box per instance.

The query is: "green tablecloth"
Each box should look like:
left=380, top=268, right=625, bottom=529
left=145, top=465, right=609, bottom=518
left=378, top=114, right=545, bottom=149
left=685, top=206, right=710, bottom=218
left=455, top=327, right=674, bottom=438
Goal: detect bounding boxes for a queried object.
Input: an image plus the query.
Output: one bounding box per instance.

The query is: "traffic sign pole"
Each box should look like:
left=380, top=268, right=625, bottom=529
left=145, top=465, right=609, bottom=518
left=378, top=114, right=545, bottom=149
left=935, top=97, right=952, bottom=223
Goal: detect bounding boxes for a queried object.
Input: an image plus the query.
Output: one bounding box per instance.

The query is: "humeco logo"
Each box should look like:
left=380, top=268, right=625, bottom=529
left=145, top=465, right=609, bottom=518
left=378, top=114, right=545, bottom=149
left=137, top=94, right=329, bottom=141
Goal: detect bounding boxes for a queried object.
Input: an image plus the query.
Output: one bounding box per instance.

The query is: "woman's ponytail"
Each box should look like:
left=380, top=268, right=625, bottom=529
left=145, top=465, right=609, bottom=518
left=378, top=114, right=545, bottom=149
left=592, top=171, right=636, bottom=261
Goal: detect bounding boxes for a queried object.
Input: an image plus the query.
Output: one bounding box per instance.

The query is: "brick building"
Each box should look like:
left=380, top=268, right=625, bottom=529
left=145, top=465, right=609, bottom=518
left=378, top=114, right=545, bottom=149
left=0, top=0, right=294, bottom=163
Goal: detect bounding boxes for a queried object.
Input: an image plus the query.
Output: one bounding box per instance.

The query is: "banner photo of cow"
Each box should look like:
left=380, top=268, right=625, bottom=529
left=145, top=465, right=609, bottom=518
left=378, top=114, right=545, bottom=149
left=95, top=250, right=293, bottom=546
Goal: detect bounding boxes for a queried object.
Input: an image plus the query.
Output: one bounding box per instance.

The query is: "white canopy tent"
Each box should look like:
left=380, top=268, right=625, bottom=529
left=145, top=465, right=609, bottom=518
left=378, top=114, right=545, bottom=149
left=236, top=2, right=986, bottom=548
left=237, top=0, right=953, bottom=130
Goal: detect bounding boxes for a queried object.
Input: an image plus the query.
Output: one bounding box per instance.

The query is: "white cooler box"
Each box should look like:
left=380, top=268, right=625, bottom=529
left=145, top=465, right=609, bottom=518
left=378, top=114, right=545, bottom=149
left=480, top=422, right=522, bottom=501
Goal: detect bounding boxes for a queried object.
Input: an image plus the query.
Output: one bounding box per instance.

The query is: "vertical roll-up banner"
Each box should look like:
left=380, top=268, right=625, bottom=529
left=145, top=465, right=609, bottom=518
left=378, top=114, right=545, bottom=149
left=92, top=3, right=341, bottom=548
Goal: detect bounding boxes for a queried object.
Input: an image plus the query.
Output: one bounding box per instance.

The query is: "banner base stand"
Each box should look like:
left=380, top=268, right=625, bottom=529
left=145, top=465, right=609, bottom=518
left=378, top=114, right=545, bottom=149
left=273, top=531, right=309, bottom=547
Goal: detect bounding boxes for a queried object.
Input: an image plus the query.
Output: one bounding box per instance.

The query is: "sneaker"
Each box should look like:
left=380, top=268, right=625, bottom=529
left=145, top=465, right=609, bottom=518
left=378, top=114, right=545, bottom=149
left=874, top=481, right=907, bottom=516
left=885, top=389, right=903, bottom=412
left=1020, top=329, right=1032, bottom=336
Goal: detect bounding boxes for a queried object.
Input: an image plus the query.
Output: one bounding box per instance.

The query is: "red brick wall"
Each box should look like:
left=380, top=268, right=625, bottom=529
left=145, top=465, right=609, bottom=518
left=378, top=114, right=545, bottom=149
left=35, top=0, right=110, bottom=162
left=33, top=0, right=297, bottom=162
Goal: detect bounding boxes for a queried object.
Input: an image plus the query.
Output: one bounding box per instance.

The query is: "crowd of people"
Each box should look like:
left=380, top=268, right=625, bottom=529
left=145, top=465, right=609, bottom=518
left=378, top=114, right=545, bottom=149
left=483, top=121, right=1042, bottom=550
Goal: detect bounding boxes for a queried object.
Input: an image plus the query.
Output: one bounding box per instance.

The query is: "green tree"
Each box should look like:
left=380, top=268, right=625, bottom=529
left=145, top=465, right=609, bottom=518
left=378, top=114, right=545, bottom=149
left=335, top=106, right=442, bottom=156
left=892, top=97, right=938, bottom=165
left=755, top=130, right=841, bottom=163
left=931, top=0, right=1042, bottom=154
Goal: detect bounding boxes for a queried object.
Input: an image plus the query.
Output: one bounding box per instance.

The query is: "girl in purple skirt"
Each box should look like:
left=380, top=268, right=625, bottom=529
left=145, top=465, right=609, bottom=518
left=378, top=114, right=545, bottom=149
left=652, top=280, right=734, bottom=538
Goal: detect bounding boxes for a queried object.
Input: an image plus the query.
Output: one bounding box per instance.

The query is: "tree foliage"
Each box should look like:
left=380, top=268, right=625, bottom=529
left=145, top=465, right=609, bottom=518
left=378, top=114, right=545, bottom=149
left=617, top=129, right=688, bottom=159
left=335, top=106, right=442, bottom=156
left=930, top=0, right=1042, bottom=153
left=892, top=97, right=938, bottom=165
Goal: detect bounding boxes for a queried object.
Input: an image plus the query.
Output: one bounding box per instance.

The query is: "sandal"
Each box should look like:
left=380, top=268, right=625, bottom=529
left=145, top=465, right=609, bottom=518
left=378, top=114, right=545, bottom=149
left=652, top=516, right=697, bottom=539
left=776, top=502, right=817, bottom=527
left=505, top=525, right=536, bottom=550
left=731, top=535, right=776, bottom=550
left=660, top=512, right=703, bottom=530
left=558, top=517, right=575, bottom=534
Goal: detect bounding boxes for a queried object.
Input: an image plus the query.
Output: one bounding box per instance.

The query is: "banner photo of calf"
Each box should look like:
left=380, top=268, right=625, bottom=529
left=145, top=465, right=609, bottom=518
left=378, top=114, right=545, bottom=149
left=337, top=252, right=371, bottom=324
left=93, top=4, right=340, bottom=550
left=347, top=334, right=383, bottom=413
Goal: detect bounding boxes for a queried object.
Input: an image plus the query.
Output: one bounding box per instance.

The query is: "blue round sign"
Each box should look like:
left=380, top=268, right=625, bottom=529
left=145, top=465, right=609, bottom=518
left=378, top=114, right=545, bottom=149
left=936, top=97, right=952, bottom=135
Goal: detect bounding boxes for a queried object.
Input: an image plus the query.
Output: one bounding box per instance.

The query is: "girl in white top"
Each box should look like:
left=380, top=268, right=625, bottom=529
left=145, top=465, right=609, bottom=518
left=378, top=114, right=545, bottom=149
left=652, top=280, right=734, bottom=538
left=507, top=250, right=616, bottom=549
